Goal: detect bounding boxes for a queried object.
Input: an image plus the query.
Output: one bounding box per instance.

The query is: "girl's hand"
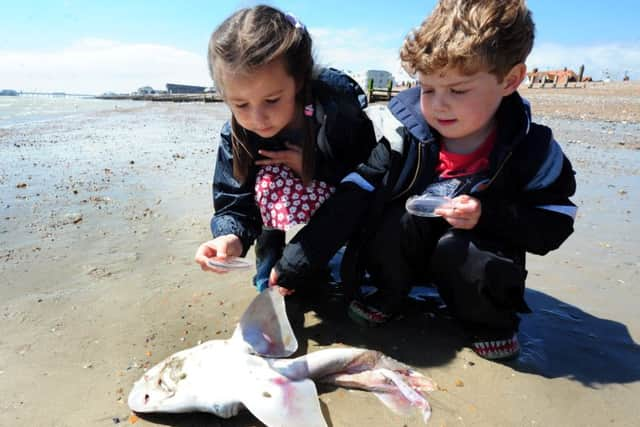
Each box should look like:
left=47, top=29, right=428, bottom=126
left=255, top=142, right=303, bottom=177
left=434, top=194, right=482, bottom=230
left=194, top=234, right=243, bottom=273
left=268, top=268, right=295, bottom=296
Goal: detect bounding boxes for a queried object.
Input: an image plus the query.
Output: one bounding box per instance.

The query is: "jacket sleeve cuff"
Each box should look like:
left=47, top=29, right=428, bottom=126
left=272, top=253, right=309, bottom=290
left=210, top=216, right=256, bottom=257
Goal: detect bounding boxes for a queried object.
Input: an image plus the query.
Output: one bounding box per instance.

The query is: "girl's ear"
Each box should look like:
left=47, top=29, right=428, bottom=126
left=502, top=63, right=527, bottom=95
left=295, top=76, right=305, bottom=94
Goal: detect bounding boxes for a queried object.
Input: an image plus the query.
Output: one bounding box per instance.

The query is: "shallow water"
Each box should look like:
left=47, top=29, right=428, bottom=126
left=0, top=95, right=144, bottom=128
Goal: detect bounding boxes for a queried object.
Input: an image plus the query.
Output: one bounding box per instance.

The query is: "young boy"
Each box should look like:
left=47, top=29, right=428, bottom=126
left=343, top=0, right=577, bottom=360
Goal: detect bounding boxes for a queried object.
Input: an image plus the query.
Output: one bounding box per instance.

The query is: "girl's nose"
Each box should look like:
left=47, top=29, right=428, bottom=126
left=251, top=106, right=269, bottom=126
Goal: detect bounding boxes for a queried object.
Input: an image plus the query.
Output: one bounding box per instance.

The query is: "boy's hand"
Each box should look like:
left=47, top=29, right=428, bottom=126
left=255, top=142, right=303, bottom=177
left=268, top=268, right=295, bottom=296
left=434, top=194, right=481, bottom=229
left=194, top=234, right=243, bottom=273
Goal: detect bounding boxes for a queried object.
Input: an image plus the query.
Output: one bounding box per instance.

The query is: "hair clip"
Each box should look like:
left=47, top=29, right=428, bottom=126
left=285, top=12, right=305, bottom=31
left=304, top=104, right=314, bottom=117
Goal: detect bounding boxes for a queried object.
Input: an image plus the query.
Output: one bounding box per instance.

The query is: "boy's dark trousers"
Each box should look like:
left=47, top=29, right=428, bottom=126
left=364, top=201, right=529, bottom=334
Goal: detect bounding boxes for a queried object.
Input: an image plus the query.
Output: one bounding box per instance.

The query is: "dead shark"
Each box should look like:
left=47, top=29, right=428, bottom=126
left=128, top=288, right=435, bottom=426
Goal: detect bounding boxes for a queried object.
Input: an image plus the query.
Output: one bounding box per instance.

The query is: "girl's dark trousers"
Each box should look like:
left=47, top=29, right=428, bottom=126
left=363, top=201, right=529, bottom=335
left=254, top=229, right=286, bottom=292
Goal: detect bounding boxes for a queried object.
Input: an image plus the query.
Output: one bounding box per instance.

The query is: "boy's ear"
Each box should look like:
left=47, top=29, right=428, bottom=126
left=502, top=63, right=527, bottom=95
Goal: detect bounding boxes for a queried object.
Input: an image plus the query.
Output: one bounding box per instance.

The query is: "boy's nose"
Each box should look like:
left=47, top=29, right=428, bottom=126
left=431, top=93, right=448, bottom=111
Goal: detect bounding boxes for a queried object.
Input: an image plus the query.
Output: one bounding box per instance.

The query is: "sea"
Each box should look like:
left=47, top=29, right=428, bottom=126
left=0, top=94, right=144, bottom=129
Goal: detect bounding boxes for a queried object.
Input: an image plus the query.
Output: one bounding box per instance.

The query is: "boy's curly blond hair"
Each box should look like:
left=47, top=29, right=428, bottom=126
left=401, top=0, right=534, bottom=81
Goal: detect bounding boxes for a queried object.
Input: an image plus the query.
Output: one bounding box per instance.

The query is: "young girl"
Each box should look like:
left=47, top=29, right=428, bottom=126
left=194, top=5, right=376, bottom=292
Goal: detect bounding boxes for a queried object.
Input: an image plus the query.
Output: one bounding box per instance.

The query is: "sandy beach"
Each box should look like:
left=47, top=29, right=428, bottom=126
left=1, top=82, right=639, bottom=427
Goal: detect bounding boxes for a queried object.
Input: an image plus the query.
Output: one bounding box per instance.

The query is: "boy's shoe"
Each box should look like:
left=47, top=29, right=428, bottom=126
left=347, top=289, right=405, bottom=327
left=348, top=299, right=393, bottom=326
left=471, top=333, right=520, bottom=360
left=326, top=280, right=345, bottom=300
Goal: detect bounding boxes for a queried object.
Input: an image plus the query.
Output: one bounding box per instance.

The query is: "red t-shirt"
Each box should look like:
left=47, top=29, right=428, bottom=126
left=435, top=129, right=497, bottom=179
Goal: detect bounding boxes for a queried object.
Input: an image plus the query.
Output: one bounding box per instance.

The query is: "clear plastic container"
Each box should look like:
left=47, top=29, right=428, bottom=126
left=207, top=256, right=253, bottom=271
left=405, top=195, right=453, bottom=217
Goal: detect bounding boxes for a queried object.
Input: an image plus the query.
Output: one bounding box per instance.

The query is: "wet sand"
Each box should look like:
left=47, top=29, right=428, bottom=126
left=1, top=83, right=639, bottom=426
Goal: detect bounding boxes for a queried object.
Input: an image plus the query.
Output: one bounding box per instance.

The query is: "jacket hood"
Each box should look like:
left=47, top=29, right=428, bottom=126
left=388, top=87, right=433, bottom=142
left=494, top=91, right=532, bottom=150
left=313, top=67, right=369, bottom=110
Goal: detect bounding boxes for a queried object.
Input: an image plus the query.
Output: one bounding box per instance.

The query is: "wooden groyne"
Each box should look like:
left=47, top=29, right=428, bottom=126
left=367, top=87, right=403, bottom=102
left=365, top=78, right=406, bottom=103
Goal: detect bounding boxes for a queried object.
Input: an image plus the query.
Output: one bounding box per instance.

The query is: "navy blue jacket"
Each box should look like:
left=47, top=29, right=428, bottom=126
left=381, top=87, right=577, bottom=254
left=210, top=68, right=376, bottom=256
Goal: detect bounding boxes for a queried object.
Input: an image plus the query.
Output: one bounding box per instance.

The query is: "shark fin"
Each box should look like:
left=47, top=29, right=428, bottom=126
left=375, top=368, right=432, bottom=424
left=232, top=287, right=298, bottom=357
left=238, top=368, right=327, bottom=427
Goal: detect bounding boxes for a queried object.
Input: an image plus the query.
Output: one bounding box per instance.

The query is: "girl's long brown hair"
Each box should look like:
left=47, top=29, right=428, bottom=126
left=208, top=5, right=316, bottom=185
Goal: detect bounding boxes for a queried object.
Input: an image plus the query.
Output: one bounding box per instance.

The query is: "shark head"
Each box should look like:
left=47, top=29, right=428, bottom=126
left=127, top=340, right=244, bottom=417
left=128, top=347, right=200, bottom=413
left=128, top=356, right=190, bottom=413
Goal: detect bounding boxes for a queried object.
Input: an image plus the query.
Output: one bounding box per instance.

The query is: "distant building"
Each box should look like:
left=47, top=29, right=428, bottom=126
left=526, top=68, right=579, bottom=84
left=166, top=83, right=207, bottom=94
left=0, top=89, right=19, bottom=96
left=137, top=86, right=155, bottom=95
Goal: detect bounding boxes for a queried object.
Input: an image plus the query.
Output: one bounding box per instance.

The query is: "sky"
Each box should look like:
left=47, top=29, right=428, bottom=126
left=1, top=0, right=639, bottom=94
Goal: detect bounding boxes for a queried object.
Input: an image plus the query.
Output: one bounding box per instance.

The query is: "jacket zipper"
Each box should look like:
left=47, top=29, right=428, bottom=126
left=392, top=138, right=432, bottom=201
left=483, top=151, right=513, bottom=190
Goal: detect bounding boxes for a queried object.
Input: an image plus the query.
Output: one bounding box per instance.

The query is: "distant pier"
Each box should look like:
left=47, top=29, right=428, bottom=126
left=95, top=92, right=222, bottom=103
